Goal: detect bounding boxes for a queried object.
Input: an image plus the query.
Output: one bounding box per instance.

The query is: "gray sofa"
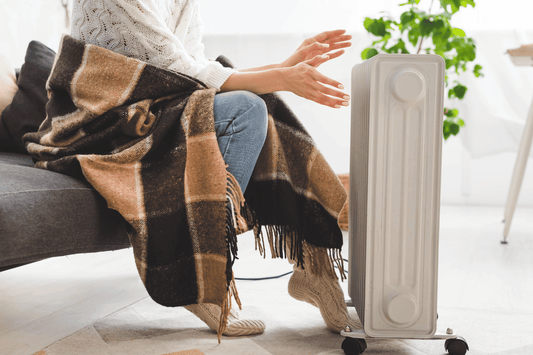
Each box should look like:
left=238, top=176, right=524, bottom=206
left=0, top=41, right=131, bottom=272
left=0, top=151, right=130, bottom=272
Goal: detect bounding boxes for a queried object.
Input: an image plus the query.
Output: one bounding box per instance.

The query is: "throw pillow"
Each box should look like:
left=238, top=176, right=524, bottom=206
left=0, top=52, right=18, bottom=141
left=0, top=41, right=56, bottom=153
left=0, top=52, right=17, bottom=114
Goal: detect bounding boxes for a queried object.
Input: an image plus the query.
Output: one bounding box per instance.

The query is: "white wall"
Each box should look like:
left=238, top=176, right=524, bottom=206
left=0, top=0, right=70, bottom=68
left=1, top=0, right=533, bottom=207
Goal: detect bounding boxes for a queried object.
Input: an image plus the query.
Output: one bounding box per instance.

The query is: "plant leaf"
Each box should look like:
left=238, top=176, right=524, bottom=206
left=444, top=108, right=459, bottom=117
left=408, top=27, right=420, bottom=47
left=420, top=18, right=437, bottom=37
left=443, top=119, right=451, bottom=140
left=387, top=39, right=410, bottom=54
left=450, top=122, right=460, bottom=135
left=361, top=47, right=379, bottom=60
left=400, top=10, right=416, bottom=26
left=364, top=17, right=390, bottom=37
left=448, top=87, right=455, bottom=99
left=452, top=28, right=466, bottom=37
left=453, top=84, right=467, bottom=99
left=473, top=64, right=484, bottom=77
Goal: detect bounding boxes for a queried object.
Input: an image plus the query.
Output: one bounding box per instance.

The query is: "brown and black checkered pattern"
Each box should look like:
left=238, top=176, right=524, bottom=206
left=23, top=35, right=347, bottom=338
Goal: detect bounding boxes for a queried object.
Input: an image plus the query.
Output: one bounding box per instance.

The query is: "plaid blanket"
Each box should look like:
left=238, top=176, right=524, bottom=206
left=23, top=35, right=347, bottom=338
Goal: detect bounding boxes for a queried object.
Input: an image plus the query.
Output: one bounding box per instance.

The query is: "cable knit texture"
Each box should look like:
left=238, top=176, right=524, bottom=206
left=70, top=0, right=235, bottom=89
left=288, top=266, right=363, bottom=332
left=184, top=303, right=266, bottom=336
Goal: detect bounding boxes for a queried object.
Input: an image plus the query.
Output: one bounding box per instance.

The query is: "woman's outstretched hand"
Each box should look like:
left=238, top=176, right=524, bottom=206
left=281, top=29, right=352, bottom=68
left=280, top=55, right=350, bottom=109
left=279, top=29, right=351, bottom=108
left=220, top=29, right=352, bottom=108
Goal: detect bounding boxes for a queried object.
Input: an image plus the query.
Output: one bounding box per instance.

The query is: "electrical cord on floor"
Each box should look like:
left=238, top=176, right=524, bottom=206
left=235, top=271, right=294, bottom=281
left=234, top=259, right=349, bottom=281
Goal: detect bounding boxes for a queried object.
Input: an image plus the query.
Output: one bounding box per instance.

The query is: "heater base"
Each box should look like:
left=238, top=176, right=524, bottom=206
left=341, top=328, right=469, bottom=355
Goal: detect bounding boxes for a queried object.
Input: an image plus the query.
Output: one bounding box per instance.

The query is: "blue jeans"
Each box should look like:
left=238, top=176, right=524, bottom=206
left=213, top=91, right=268, bottom=193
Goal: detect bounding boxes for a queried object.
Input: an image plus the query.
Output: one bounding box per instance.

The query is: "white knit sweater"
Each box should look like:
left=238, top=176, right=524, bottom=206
left=70, top=0, right=236, bottom=90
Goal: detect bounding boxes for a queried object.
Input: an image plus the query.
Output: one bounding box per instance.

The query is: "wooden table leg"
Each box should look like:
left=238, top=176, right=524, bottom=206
left=503, top=97, right=533, bottom=243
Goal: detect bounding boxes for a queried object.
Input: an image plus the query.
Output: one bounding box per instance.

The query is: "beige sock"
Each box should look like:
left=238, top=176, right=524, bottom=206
left=184, top=303, right=265, bottom=336
left=288, top=266, right=362, bottom=332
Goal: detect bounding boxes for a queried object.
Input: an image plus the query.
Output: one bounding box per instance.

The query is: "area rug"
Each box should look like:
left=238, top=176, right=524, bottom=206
left=33, top=350, right=205, bottom=355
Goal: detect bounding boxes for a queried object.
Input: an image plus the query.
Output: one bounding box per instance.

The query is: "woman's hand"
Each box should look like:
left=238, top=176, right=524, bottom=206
left=280, top=54, right=350, bottom=109
left=221, top=30, right=351, bottom=108
left=281, top=29, right=352, bottom=68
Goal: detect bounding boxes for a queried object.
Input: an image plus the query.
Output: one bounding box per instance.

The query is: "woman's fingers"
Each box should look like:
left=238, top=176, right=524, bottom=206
left=309, top=66, right=345, bottom=90
left=300, top=41, right=350, bottom=62
left=303, top=42, right=330, bottom=57
left=302, top=39, right=351, bottom=60
left=325, top=49, right=345, bottom=61
left=307, top=69, right=349, bottom=108
left=311, top=82, right=350, bottom=108
left=312, top=29, right=348, bottom=44
left=323, top=34, right=352, bottom=45
left=306, top=54, right=330, bottom=68
left=308, top=90, right=349, bottom=109
left=299, top=30, right=351, bottom=51
left=286, top=62, right=349, bottom=108
left=290, top=30, right=352, bottom=67
left=327, top=41, right=352, bottom=51
left=313, top=81, right=349, bottom=100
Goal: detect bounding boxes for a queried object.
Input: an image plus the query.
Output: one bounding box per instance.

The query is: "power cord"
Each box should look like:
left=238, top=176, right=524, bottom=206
left=234, top=259, right=349, bottom=281
left=235, top=271, right=293, bottom=281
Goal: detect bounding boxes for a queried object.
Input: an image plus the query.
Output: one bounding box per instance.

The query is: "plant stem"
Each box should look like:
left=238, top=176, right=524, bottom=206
left=416, top=37, right=424, bottom=54
left=416, top=0, right=435, bottom=54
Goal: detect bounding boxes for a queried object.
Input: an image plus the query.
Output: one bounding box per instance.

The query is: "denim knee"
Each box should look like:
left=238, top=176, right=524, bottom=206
left=233, top=91, right=268, bottom=143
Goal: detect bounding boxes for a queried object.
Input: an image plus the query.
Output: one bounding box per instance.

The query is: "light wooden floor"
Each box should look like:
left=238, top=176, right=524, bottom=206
left=0, top=205, right=532, bottom=355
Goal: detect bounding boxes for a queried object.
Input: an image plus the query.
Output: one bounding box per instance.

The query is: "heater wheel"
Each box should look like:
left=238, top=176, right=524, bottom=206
left=342, top=337, right=367, bottom=355
left=445, top=336, right=469, bottom=355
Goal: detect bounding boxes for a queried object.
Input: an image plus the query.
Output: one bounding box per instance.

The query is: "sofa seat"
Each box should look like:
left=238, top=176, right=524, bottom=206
left=0, top=152, right=130, bottom=271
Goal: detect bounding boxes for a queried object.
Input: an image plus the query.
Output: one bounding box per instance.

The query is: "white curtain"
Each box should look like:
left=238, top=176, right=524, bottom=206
left=455, top=30, right=533, bottom=159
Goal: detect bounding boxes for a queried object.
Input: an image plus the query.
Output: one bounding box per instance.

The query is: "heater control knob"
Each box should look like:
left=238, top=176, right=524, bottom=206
left=391, top=69, right=425, bottom=103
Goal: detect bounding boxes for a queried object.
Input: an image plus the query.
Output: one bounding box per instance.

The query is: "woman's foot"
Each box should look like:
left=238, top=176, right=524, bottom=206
left=184, top=303, right=266, bottom=336
left=288, top=266, right=362, bottom=332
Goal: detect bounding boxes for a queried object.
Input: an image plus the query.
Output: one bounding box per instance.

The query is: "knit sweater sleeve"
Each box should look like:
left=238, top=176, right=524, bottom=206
left=70, top=0, right=235, bottom=90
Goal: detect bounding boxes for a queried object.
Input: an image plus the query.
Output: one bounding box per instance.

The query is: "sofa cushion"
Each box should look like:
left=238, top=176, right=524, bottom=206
left=0, top=151, right=35, bottom=167
left=0, top=41, right=55, bottom=153
left=0, top=154, right=131, bottom=268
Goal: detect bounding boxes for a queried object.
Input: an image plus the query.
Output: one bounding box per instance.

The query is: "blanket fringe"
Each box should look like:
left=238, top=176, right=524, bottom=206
left=217, top=287, right=231, bottom=343
left=248, top=220, right=345, bottom=281
left=226, top=171, right=248, bottom=233
left=217, top=274, right=241, bottom=343
left=225, top=170, right=245, bottom=286
left=219, top=171, right=245, bottom=342
left=220, top=169, right=346, bottom=342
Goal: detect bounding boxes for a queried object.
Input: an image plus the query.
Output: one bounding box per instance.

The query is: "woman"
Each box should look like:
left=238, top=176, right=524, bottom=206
left=69, top=0, right=358, bottom=337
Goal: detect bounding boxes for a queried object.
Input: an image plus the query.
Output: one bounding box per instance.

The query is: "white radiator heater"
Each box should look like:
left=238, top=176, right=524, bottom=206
left=340, top=54, right=468, bottom=355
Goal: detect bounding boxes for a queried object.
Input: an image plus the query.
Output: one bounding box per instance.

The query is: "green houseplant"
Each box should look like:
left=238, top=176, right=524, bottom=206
left=361, top=0, right=483, bottom=140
